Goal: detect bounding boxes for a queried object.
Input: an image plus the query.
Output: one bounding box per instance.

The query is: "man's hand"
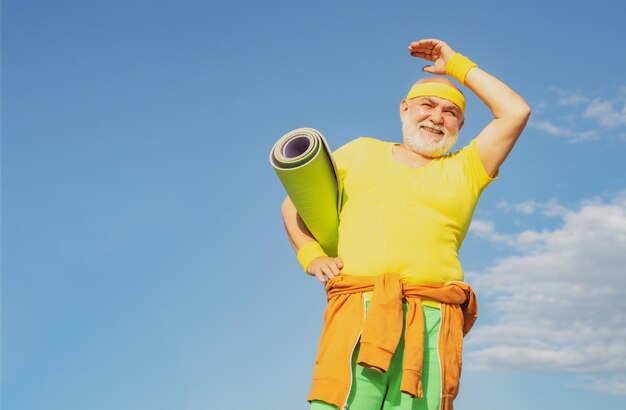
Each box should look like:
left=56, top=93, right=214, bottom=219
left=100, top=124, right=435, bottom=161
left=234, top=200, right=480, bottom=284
left=307, top=256, right=344, bottom=283
left=407, top=39, right=456, bottom=75
left=409, top=39, right=531, bottom=177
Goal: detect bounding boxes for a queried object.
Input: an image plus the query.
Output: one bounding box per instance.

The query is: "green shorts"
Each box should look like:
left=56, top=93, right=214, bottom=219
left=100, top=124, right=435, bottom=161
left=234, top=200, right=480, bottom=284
left=310, top=304, right=442, bottom=410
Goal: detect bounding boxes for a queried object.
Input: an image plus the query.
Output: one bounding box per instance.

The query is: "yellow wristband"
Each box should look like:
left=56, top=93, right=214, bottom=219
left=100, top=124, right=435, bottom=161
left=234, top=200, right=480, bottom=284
left=297, top=241, right=327, bottom=273
left=445, top=53, right=477, bottom=85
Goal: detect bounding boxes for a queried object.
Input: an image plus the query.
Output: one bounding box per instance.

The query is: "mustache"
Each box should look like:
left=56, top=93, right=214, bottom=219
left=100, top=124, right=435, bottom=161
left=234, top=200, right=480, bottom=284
left=417, top=121, right=446, bottom=133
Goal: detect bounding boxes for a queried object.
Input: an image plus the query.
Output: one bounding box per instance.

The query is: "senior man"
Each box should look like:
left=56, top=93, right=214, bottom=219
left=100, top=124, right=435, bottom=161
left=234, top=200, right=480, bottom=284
left=281, top=38, right=530, bottom=410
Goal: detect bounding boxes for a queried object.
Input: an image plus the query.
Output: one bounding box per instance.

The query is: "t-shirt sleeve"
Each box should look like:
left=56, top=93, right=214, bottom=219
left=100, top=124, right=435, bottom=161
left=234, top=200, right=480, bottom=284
left=332, top=137, right=362, bottom=185
left=460, top=138, right=498, bottom=194
left=332, top=138, right=362, bottom=211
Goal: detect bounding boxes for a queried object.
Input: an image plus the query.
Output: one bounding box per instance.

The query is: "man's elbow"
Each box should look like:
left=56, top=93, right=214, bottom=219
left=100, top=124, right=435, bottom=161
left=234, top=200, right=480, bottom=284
left=505, top=103, right=531, bottom=127
left=518, top=103, right=531, bottom=121
left=512, top=99, right=531, bottom=121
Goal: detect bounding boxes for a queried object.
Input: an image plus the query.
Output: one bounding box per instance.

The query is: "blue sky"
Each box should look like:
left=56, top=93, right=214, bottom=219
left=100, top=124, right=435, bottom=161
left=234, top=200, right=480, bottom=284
left=3, top=1, right=626, bottom=409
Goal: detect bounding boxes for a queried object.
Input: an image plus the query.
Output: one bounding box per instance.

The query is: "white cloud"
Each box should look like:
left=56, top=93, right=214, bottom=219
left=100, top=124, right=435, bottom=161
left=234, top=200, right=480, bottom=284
left=466, top=192, right=626, bottom=395
left=541, top=199, right=569, bottom=217
left=558, top=94, right=589, bottom=106
left=574, top=374, right=626, bottom=396
left=568, top=130, right=600, bottom=142
left=496, top=199, right=509, bottom=209
left=584, top=97, right=626, bottom=128
left=468, top=219, right=499, bottom=240
left=528, top=120, right=600, bottom=143
left=548, top=87, right=590, bottom=106
left=530, top=87, right=625, bottom=142
left=529, top=119, right=571, bottom=137
left=480, top=198, right=568, bottom=217
left=513, top=200, right=536, bottom=215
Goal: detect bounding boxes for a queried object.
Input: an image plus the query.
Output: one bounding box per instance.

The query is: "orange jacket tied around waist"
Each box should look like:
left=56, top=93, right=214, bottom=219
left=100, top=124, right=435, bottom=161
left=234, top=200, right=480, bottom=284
left=308, top=273, right=478, bottom=410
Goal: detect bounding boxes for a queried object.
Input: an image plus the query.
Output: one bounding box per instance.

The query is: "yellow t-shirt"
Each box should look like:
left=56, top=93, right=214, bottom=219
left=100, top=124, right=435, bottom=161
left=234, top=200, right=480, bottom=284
left=333, top=137, right=496, bottom=287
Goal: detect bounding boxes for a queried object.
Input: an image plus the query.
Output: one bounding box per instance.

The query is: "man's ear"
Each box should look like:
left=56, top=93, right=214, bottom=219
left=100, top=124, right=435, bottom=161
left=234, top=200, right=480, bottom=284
left=399, top=99, right=409, bottom=121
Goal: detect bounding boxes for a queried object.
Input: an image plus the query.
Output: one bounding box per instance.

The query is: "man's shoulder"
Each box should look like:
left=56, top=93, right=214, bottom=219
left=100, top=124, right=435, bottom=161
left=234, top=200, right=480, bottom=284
left=347, top=136, right=390, bottom=149
left=334, top=136, right=389, bottom=154
left=344, top=136, right=387, bottom=144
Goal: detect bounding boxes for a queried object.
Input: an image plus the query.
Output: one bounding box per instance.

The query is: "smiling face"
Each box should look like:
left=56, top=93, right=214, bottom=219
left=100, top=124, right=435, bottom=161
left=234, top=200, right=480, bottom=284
left=400, top=94, right=464, bottom=158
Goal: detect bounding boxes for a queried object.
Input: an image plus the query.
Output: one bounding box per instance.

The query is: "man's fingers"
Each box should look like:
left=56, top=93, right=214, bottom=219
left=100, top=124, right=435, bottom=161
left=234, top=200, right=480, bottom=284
left=308, top=257, right=344, bottom=283
left=408, top=39, right=434, bottom=48
left=408, top=42, right=438, bottom=53
left=334, top=257, right=344, bottom=269
left=321, top=263, right=337, bottom=279
left=410, top=52, right=436, bottom=62
left=314, top=271, right=327, bottom=283
left=409, top=45, right=435, bottom=53
left=409, top=38, right=443, bottom=48
left=326, top=261, right=341, bottom=277
left=422, top=65, right=436, bottom=74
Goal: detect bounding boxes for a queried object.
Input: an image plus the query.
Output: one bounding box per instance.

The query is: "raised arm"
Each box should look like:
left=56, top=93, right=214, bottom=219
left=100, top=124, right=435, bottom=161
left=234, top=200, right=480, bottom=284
left=408, top=39, right=531, bottom=177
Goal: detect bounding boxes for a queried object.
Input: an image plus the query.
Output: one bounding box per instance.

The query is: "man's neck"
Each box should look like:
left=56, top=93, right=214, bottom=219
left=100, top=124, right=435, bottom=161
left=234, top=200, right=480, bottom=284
left=392, top=143, right=435, bottom=168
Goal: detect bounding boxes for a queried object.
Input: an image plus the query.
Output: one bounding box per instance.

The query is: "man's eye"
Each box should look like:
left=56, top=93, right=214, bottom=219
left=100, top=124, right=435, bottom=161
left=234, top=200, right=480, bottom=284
left=421, top=103, right=433, bottom=108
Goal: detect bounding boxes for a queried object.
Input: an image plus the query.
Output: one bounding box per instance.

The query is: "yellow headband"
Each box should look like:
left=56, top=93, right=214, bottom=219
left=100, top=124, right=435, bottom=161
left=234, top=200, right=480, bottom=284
left=405, top=82, right=466, bottom=115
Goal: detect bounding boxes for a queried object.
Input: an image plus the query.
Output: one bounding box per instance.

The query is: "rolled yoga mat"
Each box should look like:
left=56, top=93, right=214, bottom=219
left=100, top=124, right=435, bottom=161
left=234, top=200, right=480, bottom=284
left=269, top=128, right=341, bottom=257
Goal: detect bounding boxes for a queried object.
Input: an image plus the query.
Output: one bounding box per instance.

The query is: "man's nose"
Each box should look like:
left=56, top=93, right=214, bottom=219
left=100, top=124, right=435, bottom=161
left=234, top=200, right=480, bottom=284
left=429, top=107, right=444, bottom=124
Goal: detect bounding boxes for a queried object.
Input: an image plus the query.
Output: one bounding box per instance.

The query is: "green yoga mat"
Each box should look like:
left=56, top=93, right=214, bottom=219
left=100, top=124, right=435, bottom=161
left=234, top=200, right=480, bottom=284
left=269, top=128, right=341, bottom=257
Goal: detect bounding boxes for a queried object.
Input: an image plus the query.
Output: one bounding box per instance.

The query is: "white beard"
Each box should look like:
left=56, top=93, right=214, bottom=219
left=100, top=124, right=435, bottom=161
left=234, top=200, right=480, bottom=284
left=401, top=116, right=458, bottom=158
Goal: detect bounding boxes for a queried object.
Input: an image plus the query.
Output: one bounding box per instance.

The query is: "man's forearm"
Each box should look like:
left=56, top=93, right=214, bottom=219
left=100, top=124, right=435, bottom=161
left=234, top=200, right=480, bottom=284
left=464, top=67, right=531, bottom=121
left=281, top=195, right=342, bottom=281
left=281, top=195, right=319, bottom=253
